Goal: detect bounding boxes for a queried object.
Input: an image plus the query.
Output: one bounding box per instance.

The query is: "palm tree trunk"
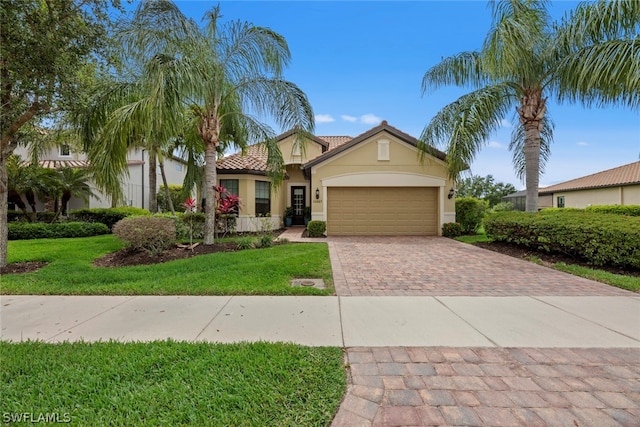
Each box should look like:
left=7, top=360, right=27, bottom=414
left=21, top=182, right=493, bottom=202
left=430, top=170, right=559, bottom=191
left=203, top=142, right=217, bottom=245
left=517, top=91, right=546, bottom=212
left=148, top=148, right=158, bottom=213
left=158, top=154, right=175, bottom=215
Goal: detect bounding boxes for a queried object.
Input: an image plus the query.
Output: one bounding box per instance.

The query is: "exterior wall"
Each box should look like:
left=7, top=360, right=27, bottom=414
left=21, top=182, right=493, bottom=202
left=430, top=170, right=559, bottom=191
left=551, top=185, right=640, bottom=208
left=310, top=131, right=454, bottom=235
left=217, top=173, right=281, bottom=232
left=279, top=134, right=324, bottom=165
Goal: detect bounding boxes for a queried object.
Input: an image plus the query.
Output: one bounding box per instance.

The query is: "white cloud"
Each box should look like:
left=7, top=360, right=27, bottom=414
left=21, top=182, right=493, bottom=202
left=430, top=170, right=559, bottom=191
left=315, top=114, right=335, bottom=123
left=576, top=141, right=590, bottom=146
left=341, top=115, right=357, bottom=122
left=487, top=140, right=507, bottom=149
left=360, top=113, right=382, bottom=125
left=500, top=119, right=512, bottom=128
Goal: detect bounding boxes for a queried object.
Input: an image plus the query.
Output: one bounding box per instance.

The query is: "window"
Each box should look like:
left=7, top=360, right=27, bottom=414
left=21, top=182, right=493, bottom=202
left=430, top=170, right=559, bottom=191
left=557, top=196, right=565, bottom=208
left=220, top=179, right=239, bottom=196
left=59, top=144, right=70, bottom=157
left=255, top=181, right=270, bottom=216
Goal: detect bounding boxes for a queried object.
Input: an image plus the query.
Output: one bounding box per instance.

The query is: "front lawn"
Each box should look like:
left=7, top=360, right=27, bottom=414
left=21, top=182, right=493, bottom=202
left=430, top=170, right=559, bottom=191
left=2, top=235, right=333, bottom=295
left=0, top=341, right=345, bottom=426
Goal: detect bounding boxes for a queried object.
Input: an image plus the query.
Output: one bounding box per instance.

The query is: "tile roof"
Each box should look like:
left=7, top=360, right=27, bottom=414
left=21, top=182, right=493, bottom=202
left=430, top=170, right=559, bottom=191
left=317, top=136, right=352, bottom=151
left=216, top=144, right=269, bottom=172
left=35, top=160, right=91, bottom=169
left=539, top=161, right=640, bottom=194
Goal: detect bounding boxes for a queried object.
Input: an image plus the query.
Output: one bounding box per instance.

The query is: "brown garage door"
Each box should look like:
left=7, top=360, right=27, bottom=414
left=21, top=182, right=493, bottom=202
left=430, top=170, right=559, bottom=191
left=327, top=187, right=438, bottom=235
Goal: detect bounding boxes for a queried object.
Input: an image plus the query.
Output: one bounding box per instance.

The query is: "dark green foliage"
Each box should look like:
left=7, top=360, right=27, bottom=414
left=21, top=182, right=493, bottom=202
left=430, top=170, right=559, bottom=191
left=484, top=211, right=640, bottom=269
left=7, top=211, right=58, bottom=223
left=235, top=236, right=254, bottom=250
left=157, top=185, right=187, bottom=213
left=442, top=222, right=463, bottom=238
left=112, top=216, right=176, bottom=255
left=456, top=175, right=517, bottom=207
left=8, top=222, right=109, bottom=240
left=153, top=213, right=205, bottom=242
left=69, top=207, right=150, bottom=230
left=256, top=234, right=274, bottom=248
left=585, top=205, right=640, bottom=216
left=455, top=197, right=488, bottom=234
left=307, top=220, right=326, bottom=237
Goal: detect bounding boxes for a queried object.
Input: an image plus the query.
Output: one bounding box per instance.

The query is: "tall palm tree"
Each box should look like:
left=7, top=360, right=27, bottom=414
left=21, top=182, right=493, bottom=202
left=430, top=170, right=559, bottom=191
left=420, top=0, right=638, bottom=211
left=95, top=0, right=313, bottom=243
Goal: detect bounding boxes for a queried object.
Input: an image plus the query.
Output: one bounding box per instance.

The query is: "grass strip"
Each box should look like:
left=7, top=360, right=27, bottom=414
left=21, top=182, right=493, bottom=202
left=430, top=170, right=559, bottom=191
left=0, top=341, right=346, bottom=426
left=3, top=236, right=333, bottom=295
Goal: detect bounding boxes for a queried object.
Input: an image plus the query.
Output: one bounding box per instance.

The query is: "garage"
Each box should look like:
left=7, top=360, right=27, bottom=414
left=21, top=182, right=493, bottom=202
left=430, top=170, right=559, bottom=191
left=327, top=187, right=438, bottom=235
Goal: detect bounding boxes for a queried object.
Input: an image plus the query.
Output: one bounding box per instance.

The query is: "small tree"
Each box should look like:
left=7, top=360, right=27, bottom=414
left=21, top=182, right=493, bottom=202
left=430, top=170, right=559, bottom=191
left=456, top=175, right=517, bottom=207
left=455, top=197, right=488, bottom=235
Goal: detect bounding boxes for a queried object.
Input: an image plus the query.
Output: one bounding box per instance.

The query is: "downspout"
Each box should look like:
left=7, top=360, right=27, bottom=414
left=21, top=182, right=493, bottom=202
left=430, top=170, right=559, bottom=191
left=141, top=149, right=145, bottom=209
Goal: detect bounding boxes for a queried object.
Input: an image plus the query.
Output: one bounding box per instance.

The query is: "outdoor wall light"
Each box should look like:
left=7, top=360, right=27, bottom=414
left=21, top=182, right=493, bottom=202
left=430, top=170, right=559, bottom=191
left=448, top=188, right=455, bottom=199
left=315, top=188, right=320, bottom=200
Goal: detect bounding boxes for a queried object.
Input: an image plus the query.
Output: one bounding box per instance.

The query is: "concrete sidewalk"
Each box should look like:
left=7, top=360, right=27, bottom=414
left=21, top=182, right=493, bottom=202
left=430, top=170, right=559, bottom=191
left=2, top=295, right=638, bottom=347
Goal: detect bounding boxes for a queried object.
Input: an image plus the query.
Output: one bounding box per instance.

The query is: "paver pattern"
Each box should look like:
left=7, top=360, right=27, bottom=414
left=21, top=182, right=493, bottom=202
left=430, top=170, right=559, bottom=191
left=332, top=347, right=640, bottom=426
left=327, top=236, right=632, bottom=296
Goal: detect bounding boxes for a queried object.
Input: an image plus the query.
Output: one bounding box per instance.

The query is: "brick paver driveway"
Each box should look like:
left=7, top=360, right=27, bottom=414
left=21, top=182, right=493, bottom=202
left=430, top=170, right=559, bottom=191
left=328, top=236, right=631, bottom=296
left=328, top=236, right=639, bottom=426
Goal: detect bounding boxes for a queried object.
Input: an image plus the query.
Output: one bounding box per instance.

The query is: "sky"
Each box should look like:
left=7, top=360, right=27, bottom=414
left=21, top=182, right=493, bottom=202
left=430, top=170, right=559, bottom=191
left=130, top=0, right=639, bottom=188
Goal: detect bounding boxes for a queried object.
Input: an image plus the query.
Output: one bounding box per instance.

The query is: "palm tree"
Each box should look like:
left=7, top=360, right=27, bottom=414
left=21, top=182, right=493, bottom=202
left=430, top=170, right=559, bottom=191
left=93, top=0, right=313, bottom=244
left=420, top=0, right=639, bottom=212
left=54, top=167, right=96, bottom=216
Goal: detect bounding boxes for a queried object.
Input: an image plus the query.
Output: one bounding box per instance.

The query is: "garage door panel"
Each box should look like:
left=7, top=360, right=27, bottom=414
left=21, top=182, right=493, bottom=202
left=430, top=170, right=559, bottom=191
left=327, top=187, right=438, bottom=235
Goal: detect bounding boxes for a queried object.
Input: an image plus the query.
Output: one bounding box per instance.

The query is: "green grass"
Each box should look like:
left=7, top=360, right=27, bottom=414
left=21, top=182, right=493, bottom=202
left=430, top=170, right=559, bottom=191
left=3, top=235, right=333, bottom=295
left=0, top=341, right=346, bottom=426
left=454, top=232, right=493, bottom=244
left=552, top=263, right=640, bottom=292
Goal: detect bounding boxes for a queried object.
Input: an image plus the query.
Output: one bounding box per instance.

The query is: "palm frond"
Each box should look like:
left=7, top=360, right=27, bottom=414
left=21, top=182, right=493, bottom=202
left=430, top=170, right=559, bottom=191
left=421, top=52, right=487, bottom=94
left=419, top=83, right=516, bottom=179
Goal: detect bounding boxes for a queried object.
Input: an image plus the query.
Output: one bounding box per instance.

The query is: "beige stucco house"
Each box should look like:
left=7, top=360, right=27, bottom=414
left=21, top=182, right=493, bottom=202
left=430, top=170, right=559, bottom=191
left=538, top=161, right=640, bottom=208
left=216, top=121, right=456, bottom=235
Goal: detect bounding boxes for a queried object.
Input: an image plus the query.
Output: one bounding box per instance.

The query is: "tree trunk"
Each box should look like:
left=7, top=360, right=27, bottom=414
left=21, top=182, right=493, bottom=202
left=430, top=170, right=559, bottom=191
left=203, top=142, right=218, bottom=245
left=158, top=154, right=175, bottom=215
left=517, top=90, right=546, bottom=212
left=148, top=148, right=157, bottom=213
left=0, top=149, right=9, bottom=268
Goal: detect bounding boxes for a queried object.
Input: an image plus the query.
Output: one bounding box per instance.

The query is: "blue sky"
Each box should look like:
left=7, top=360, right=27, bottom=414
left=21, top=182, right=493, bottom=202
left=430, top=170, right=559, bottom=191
left=160, top=1, right=638, bottom=188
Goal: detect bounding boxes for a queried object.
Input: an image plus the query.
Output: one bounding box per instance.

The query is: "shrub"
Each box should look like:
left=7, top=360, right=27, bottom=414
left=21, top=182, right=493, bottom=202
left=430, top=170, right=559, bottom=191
left=442, top=222, right=462, bottom=238
left=255, top=234, right=274, bottom=248
left=455, top=197, right=488, bottom=234
left=112, top=216, right=176, bottom=255
left=484, top=211, right=640, bottom=269
left=8, top=222, right=109, bottom=240
left=235, top=236, right=255, bottom=250
left=307, top=220, right=326, bottom=237
left=154, top=212, right=205, bottom=242
left=157, top=185, right=187, bottom=212
left=491, top=201, right=514, bottom=212
left=70, top=207, right=150, bottom=230
left=585, top=205, right=640, bottom=216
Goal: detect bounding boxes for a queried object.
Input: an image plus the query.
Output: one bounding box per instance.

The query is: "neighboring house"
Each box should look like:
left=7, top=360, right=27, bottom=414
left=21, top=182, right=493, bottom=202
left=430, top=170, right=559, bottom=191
left=12, top=145, right=188, bottom=211
left=539, top=161, right=640, bottom=208
left=216, top=121, right=457, bottom=235
left=502, top=189, right=552, bottom=211
left=502, top=161, right=640, bottom=210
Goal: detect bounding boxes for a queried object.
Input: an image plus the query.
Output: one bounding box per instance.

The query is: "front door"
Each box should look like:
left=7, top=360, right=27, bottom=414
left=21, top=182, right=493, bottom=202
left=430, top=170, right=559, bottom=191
left=291, top=186, right=306, bottom=225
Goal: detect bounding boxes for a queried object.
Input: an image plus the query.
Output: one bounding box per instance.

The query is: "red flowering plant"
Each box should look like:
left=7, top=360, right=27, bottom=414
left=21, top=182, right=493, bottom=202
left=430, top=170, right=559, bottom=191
left=182, top=197, right=198, bottom=246
left=214, top=185, right=241, bottom=236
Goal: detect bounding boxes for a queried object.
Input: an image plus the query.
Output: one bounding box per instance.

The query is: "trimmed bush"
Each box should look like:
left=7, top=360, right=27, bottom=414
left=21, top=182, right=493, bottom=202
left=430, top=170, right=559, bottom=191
left=585, top=205, right=640, bottom=216
left=442, top=222, right=462, bottom=238
left=112, top=216, right=176, bottom=255
left=484, top=211, right=640, bottom=269
left=455, top=197, right=488, bottom=234
left=491, top=201, right=514, bottom=212
left=69, top=207, right=150, bottom=231
left=307, top=221, right=326, bottom=237
left=153, top=212, right=205, bottom=242
left=8, top=222, right=109, bottom=240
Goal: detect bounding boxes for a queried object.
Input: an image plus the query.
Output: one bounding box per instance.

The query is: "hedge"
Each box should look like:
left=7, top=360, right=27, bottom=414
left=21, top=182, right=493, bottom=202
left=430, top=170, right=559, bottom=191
left=455, top=197, right=488, bottom=234
left=69, top=207, right=150, bottom=230
left=8, top=222, right=109, bottom=240
left=484, top=211, right=640, bottom=269
left=585, top=205, right=640, bottom=216
left=307, top=221, right=326, bottom=237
